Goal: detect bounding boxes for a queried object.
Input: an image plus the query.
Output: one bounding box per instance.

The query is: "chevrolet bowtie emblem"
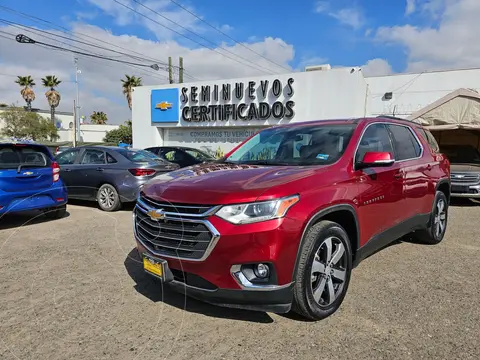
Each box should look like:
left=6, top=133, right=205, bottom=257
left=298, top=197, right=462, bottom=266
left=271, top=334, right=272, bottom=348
left=155, top=101, right=172, bottom=111
left=147, top=209, right=166, bottom=220
left=23, top=171, right=33, bottom=175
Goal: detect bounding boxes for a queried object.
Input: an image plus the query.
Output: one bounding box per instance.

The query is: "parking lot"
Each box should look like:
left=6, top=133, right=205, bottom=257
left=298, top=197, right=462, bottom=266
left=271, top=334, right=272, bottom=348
left=0, top=201, right=478, bottom=360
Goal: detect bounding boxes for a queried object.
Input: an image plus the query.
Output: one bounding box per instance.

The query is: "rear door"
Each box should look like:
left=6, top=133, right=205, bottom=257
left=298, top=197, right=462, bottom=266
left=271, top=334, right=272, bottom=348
left=55, top=148, right=81, bottom=197
left=76, top=148, right=107, bottom=199
left=0, top=144, right=54, bottom=194
left=386, top=124, right=430, bottom=218
left=354, top=123, right=404, bottom=241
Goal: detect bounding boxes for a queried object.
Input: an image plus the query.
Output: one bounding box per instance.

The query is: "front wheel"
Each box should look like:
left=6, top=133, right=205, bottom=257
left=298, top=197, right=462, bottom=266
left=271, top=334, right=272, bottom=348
left=97, top=184, right=121, bottom=212
left=292, top=220, right=353, bottom=321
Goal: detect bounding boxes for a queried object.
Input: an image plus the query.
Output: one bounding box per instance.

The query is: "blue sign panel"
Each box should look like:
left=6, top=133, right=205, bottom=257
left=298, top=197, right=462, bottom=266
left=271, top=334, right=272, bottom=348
left=151, top=88, right=180, bottom=123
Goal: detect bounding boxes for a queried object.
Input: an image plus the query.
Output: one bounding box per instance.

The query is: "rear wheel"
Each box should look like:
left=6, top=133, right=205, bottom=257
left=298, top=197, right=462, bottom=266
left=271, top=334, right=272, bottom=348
left=293, top=220, right=353, bottom=321
left=412, top=191, right=448, bottom=245
left=44, top=204, right=67, bottom=219
left=97, top=184, right=121, bottom=212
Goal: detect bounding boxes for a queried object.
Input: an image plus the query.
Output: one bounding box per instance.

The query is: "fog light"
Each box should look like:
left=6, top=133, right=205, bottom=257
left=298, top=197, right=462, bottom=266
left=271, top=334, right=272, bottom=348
left=254, top=263, right=269, bottom=278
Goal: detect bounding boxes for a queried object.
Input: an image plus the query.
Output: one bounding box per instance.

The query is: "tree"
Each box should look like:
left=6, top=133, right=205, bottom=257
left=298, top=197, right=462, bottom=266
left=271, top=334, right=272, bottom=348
left=121, top=75, right=142, bottom=110
left=15, top=76, right=36, bottom=111
left=41, top=75, right=62, bottom=125
left=0, top=105, right=59, bottom=141
left=103, top=120, right=132, bottom=144
left=90, top=111, right=108, bottom=124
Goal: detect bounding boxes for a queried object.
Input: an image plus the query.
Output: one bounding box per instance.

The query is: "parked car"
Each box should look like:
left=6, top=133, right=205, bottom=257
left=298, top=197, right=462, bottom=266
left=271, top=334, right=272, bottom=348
left=437, top=144, right=480, bottom=200
left=145, top=146, right=216, bottom=168
left=0, top=142, right=67, bottom=219
left=134, top=116, right=450, bottom=321
left=55, top=146, right=179, bottom=211
left=55, top=146, right=71, bottom=156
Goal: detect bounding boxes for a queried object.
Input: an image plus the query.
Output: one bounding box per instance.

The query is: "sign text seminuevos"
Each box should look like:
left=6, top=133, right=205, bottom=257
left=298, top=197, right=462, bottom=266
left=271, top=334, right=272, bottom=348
left=180, top=78, right=295, bottom=122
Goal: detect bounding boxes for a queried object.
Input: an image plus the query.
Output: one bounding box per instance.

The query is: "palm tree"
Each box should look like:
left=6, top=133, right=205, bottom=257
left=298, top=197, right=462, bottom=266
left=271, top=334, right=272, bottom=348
left=15, top=76, right=36, bottom=111
left=41, top=75, right=62, bottom=125
left=90, top=111, right=108, bottom=124
left=121, top=75, right=142, bottom=110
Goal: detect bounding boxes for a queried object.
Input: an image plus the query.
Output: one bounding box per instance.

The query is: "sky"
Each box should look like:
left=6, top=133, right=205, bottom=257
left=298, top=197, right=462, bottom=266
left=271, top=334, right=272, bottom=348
left=0, top=0, right=478, bottom=124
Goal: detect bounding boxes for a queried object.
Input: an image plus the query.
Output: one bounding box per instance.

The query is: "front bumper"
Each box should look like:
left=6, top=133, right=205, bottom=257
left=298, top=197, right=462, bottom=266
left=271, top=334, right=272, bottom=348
left=450, top=183, right=480, bottom=198
left=133, top=201, right=302, bottom=313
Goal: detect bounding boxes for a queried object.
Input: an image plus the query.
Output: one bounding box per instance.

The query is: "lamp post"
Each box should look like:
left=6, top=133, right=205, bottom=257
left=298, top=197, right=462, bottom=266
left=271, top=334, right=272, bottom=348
left=74, top=57, right=81, bottom=143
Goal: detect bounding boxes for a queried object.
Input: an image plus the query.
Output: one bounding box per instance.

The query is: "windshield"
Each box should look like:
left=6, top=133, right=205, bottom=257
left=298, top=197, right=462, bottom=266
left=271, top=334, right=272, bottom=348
left=184, top=149, right=215, bottom=161
left=441, top=145, right=480, bottom=164
left=117, top=148, right=165, bottom=163
left=0, top=144, right=51, bottom=170
left=225, top=124, right=356, bottom=166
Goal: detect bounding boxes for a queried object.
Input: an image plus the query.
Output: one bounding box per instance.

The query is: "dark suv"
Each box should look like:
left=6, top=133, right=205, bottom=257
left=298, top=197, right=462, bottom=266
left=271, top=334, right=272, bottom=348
left=134, top=117, right=450, bottom=321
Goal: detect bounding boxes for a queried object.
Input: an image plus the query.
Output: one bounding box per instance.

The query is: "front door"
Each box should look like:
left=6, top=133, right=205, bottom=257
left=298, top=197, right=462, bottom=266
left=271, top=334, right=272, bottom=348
left=354, top=123, right=404, bottom=246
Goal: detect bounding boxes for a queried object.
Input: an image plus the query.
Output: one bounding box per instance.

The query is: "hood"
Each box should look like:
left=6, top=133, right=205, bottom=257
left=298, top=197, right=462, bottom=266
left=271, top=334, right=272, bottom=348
left=450, top=163, right=480, bottom=173
left=141, top=162, right=317, bottom=204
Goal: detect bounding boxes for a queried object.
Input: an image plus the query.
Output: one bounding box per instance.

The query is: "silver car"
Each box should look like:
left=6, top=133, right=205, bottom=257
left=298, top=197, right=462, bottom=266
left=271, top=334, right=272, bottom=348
left=54, top=146, right=179, bottom=211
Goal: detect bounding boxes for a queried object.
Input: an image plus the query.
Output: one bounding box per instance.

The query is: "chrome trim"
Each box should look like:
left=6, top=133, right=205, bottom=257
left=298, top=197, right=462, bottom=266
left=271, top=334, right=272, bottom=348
left=136, top=220, right=211, bottom=243
left=352, top=121, right=424, bottom=172
left=133, top=203, right=221, bottom=262
left=230, top=265, right=293, bottom=291
left=138, top=197, right=221, bottom=218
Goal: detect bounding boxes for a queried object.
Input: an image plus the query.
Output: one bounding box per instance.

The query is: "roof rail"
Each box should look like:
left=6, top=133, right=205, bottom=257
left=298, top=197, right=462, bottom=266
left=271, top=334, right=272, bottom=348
left=376, top=115, right=419, bottom=125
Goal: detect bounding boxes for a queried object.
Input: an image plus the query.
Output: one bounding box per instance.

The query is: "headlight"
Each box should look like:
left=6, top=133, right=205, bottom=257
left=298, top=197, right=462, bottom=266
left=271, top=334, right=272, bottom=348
left=215, top=195, right=299, bottom=224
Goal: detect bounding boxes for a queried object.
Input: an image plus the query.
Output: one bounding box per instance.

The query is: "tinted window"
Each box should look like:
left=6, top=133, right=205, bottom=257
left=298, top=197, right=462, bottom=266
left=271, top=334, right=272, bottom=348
left=81, top=149, right=105, bottom=164
left=184, top=149, right=214, bottom=161
left=0, top=144, right=51, bottom=169
left=387, top=125, right=422, bottom=160
left=56, top=149, right=79, bottom=165
left=225, top=124, right=356, bottom=165
left=164, top=150, right=188, bottom=162
left=106, top=153, right=117, bottom=164
left=356, top=124, right=394, bottom=163
left=117, top=149, right=162, bottom=163
left=418, top=128, right=440, bottom=152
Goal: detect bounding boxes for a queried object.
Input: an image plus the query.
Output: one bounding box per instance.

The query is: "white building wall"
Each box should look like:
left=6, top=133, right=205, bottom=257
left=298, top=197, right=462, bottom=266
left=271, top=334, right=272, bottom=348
left=366, top=68, right=480, bottom=117
left=132, top=67, right=368, bottom=151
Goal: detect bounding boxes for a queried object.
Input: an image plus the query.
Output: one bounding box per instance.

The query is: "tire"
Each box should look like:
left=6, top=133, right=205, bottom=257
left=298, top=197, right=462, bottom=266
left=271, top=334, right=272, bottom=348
left=97, top=184, right=121, bottom=212
left=44, top=204, right=67, bottom=219
left=412, top=191, right=448, bottom=245
left=292, top=220, right=353, bottom=321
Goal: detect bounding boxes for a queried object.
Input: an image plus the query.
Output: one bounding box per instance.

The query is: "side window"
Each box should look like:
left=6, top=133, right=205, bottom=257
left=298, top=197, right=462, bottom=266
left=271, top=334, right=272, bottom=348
left=418, top=128, right=440, bottom=153
left=106, top=153, right=117, bottom=164
left=56, top=149, right=79, bottom=165
left=356, top=124, right=394, bottom=162
left=387, top=125, right=422, bottom=160
left=163, top=150, right=176, bottom=161
left=80, top=149, right=105, bottom=164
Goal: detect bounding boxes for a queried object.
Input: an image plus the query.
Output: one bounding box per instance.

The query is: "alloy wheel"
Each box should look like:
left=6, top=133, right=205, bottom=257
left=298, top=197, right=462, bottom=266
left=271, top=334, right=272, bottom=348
left=99, top=187, right=115, bottom=209
left=310, top=236, right=348, bottom=307
left=433, top=198, right=447, bottom=238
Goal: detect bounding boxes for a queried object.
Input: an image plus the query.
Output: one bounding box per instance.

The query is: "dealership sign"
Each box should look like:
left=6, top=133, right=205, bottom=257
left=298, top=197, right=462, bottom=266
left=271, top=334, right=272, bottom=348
left=151, top=77, right=295, bottom=123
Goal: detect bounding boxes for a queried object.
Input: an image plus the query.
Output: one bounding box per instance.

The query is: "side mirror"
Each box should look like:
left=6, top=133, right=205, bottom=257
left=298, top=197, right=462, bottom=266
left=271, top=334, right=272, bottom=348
left=356, top=151, right=395, bottom=170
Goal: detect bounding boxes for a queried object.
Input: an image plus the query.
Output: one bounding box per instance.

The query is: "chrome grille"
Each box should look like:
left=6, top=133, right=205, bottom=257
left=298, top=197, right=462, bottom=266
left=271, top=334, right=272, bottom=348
left=140, top=194, right=215, bottom=217
left=450, top=173, right=479, bottom=184
left=134, top=197, right=220, bottom=261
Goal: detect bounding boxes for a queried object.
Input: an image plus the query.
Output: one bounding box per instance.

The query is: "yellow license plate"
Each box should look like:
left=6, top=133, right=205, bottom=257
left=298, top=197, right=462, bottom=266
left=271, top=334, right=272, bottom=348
left=143, top=256, right=163, bottom=278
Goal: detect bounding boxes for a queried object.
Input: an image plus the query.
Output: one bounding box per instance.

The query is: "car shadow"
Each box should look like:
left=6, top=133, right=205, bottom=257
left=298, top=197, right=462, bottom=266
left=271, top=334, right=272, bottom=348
left=449, top=198, right=480, bottom=207
left=124, top=248, right=274, bottom=324
left=0, top=209, right=70, bottom=230
left=67, top=199, right=136, bottom=211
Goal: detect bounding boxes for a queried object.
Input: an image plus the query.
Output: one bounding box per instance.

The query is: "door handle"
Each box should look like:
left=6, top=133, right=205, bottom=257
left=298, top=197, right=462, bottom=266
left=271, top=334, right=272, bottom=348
left=96, top=167, right=104, bottom=171
left=64, top=168, right=71, bottom=172
left=394, top=172, right=403, bottom=179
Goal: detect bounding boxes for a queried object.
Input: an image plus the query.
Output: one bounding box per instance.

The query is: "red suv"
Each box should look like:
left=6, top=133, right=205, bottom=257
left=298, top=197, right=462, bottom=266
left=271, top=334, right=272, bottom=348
left=134, top=116, right=450, bottom=320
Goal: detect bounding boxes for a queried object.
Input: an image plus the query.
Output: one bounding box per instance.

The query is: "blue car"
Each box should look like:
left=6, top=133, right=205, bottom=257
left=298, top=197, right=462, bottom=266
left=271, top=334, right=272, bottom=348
left=0, top=142, right=68, bottom=219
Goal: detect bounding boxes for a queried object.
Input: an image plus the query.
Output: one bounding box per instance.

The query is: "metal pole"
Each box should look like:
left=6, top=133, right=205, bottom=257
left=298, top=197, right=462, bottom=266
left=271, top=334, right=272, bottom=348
left=74, top=57, right=80, bottom=142
left=179, top=57, right=184, bottom=84
left=72, top=100, right=77, bottom=147
left=168, top=56, right=173, bottom=84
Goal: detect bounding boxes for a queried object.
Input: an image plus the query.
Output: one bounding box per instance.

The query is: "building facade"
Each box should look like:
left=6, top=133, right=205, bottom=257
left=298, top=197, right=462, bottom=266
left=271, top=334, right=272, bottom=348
left=132, top=66, right=480, bottom=154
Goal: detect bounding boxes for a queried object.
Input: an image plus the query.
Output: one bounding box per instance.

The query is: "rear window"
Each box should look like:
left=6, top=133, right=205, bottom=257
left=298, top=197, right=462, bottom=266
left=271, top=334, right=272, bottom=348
left=0, top=144, right=51, bottom=170
left=117, top=148, right=163, bottom=163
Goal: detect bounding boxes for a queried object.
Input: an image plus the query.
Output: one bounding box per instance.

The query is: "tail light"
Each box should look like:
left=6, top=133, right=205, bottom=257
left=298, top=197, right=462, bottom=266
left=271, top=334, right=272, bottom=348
left=129, top=168, right=156, bottom=176
left=52, top=161, right=60, bottom=182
